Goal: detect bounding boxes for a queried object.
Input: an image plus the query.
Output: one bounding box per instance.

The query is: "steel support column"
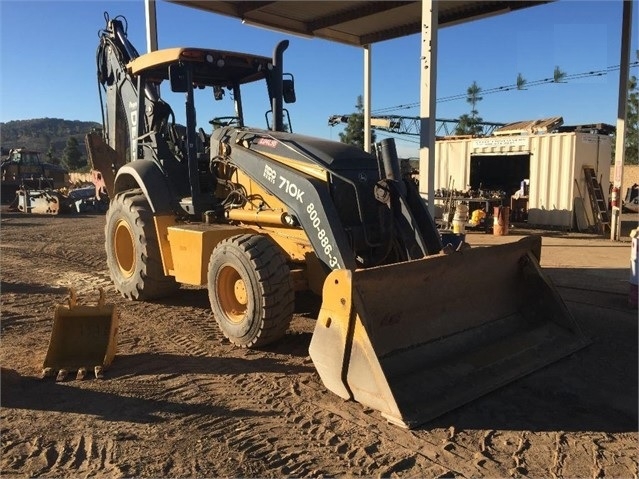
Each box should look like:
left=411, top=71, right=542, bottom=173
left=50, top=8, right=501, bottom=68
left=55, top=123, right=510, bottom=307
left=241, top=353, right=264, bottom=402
left=144, top=0, right=159, bottom=53
left=364, top=44, right=372, bottom=153
left=611, top=0, right=633, bottom=241
left=418, top=0, right=438, bottom=216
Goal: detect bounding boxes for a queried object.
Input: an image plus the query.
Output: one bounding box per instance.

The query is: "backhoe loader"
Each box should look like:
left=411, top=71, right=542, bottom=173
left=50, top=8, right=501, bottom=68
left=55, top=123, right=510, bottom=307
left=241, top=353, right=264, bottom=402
left=53, top=13, right=588, bottom=427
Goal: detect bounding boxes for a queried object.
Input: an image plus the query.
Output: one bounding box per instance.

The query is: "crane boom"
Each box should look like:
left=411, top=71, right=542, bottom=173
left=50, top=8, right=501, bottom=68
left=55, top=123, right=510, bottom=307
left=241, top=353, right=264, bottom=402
left=328, top=114, right=505, bottom=137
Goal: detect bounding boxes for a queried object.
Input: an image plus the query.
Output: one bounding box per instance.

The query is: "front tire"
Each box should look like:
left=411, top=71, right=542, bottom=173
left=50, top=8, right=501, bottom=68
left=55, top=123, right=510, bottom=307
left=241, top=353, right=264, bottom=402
left=105, top=189, right=178, bottom=300
left=207, top=234, right=294, bottom=348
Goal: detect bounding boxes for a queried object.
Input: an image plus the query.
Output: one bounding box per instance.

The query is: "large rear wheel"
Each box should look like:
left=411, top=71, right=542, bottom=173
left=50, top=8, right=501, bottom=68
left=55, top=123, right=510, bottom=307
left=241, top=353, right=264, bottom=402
left=207, top=234, right=294, bottom=348
left=105, top=189, right=178, bottom=300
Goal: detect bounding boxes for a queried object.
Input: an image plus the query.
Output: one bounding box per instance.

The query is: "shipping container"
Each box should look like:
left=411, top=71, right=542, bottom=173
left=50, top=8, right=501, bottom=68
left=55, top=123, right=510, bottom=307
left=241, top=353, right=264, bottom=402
left=424, top=132, right=611, bottom=229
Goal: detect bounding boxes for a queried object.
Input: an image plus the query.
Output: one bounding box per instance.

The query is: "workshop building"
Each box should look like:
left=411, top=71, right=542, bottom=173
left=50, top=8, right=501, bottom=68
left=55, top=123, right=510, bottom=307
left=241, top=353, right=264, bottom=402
left=432, top=119, right=612, bottom=230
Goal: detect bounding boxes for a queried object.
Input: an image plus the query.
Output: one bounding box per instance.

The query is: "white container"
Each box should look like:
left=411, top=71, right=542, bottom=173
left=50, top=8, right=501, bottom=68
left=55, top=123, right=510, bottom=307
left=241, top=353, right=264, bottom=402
left=452, top=204, right=469, bottom=234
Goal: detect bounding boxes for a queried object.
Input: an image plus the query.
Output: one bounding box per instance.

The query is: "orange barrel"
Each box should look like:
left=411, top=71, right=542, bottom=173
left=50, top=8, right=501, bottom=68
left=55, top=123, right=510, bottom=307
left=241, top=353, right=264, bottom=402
left=493, top=206, right=510, bottom=236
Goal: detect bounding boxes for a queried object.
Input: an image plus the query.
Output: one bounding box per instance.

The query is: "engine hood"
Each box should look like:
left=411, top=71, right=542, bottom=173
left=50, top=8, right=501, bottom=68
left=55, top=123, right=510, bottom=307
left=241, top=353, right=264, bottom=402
left=215, top=127, right=379, bottom=173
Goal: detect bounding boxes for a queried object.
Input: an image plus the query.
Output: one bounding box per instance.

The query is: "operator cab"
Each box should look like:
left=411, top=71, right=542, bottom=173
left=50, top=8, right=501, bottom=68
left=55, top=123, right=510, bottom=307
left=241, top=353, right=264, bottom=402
left=128, top=44, right=296, bottom=134
left=125, top=42, right=296, bottom=216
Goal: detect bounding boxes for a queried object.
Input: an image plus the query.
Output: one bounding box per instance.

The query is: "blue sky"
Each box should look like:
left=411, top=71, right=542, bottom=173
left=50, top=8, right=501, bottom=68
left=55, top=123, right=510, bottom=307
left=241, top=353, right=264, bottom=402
left=1, top=0, right=637, bottom=157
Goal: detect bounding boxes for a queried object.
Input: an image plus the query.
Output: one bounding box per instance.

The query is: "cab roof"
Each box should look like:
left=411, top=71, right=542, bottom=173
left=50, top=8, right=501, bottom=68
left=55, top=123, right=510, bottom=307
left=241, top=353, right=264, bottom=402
left=127, top=47, right=273, bottom=86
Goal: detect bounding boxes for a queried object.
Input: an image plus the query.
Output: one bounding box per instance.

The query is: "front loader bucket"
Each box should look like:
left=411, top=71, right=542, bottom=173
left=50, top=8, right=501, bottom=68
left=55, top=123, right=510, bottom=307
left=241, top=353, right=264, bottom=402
left=309, top=236, right=589, bottom=428
left=43, top=289, right=118, bottom=381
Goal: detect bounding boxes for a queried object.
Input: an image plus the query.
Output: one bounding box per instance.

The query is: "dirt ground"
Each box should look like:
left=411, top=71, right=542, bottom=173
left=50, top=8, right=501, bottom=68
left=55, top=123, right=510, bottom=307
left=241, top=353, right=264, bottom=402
left=1, top=209, right=637, bottom=478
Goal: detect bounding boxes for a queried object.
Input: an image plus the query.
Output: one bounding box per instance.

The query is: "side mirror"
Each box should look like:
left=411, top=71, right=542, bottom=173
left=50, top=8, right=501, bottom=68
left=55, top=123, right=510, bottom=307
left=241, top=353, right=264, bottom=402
left=283, top=75, right=296, bottom=104
left=169, top=63, right=188, bottom=93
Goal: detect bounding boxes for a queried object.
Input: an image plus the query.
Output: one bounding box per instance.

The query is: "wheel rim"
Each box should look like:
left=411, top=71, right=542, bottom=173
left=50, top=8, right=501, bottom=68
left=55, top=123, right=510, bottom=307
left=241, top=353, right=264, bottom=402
left=217, top=265, right=248, bottom=322
left=114, top=219, right=135, bottom=278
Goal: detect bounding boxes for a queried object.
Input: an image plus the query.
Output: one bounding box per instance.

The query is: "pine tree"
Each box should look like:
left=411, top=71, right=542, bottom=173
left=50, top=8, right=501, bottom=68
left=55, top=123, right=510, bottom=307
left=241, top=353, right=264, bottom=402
left=339, top=95, right=376, bottom=149
left=62, top=136, right=85, bottom=171
left=553, top=66, right=567, bottom=83
left=46, top=146, right=61, bottom=166
left=454, top=81, right=483, bottom=135
left=516, top=73, right=527, bottom=90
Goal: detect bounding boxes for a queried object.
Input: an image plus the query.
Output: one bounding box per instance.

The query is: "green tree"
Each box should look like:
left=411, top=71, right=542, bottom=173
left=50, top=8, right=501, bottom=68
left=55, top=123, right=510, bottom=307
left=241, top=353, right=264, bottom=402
left=46, top=145, right=61, bottom=166
left=455, top=81, right=484, bottom=135
left=613, top=75, right=638, bottom=165
left=62, top=136, right=85, bottom=171
left=553, top=66, right=567, bottom=83
left=339, top=95, right=376, bottom=149
left=516, top=73, right=527, bottom=90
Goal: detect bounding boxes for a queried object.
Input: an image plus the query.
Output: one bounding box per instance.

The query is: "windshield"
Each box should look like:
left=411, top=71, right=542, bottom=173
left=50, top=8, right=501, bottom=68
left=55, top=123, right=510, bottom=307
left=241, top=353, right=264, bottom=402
left=10, top=151, right=40, bottom=165
left=163, top=79, right=273, bottom=133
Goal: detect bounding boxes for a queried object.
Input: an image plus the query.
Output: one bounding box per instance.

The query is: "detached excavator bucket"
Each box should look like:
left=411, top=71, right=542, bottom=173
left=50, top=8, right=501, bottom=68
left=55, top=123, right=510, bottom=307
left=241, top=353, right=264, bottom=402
left=43, top=289, right=118, bottom=381
left=309, top=236, right=589, bottom=428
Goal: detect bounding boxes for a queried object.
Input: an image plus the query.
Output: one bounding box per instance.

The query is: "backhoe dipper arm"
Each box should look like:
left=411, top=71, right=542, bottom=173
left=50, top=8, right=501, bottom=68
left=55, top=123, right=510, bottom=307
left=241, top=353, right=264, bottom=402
left=96, top=13, right=166, bottom=166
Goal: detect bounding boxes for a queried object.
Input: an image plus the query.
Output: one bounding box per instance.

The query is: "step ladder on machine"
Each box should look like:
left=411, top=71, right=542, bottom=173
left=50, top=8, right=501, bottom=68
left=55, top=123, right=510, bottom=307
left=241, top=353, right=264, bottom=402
left=583, top=166, right=610, bottom=234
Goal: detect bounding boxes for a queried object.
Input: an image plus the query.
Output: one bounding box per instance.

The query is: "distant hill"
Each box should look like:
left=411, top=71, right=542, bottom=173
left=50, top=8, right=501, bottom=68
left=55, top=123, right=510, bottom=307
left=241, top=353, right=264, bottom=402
left=0, top=118, right=102, bottom=164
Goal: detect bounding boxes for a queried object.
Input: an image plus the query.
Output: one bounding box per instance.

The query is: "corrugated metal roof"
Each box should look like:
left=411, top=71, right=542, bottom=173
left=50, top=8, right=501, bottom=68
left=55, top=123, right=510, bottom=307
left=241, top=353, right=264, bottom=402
left=167, top=1, right=551, bottom=46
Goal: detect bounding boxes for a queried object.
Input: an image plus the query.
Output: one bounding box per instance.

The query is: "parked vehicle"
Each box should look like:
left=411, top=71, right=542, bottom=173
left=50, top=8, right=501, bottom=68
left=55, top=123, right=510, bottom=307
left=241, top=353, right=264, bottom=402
left=1, top=148, right=68, bottom=203
left=44, top=12, right=588, bottom=429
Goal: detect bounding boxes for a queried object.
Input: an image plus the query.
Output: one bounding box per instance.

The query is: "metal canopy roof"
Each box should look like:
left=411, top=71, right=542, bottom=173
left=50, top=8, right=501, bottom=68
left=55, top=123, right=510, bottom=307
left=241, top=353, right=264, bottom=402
left=167, top=1, right=550, bottom=46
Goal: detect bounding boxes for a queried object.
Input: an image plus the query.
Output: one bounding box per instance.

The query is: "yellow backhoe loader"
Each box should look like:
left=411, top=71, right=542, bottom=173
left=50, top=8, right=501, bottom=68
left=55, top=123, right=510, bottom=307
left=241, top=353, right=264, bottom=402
left=53, top=13, right=588, bottom=427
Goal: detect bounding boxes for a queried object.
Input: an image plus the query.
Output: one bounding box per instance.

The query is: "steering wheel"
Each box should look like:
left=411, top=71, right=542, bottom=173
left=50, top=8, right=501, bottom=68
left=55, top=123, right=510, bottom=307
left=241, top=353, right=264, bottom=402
left=210, top=116, right=240, bottom=128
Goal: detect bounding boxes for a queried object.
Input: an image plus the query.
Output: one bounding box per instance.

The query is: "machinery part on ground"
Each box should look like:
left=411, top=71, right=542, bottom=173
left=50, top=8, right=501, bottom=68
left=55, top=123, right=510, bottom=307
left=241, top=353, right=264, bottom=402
left=9, top=186, right=108, bottom=216
left=3, top=144, right=106, bottom=216
left=42, top=288, right=118, bottom=381
left=86, top=12, right=590, bottom=427
left=14, top=189, right=64, bottom=215
left=207, top=234, right=294, bottom=348
left=105, top=189, right=179, bottom=300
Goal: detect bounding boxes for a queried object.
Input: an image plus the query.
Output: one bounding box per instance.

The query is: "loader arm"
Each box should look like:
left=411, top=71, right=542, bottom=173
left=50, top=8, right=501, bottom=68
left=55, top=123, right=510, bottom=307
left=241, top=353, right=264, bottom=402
left=212, top=129, right=356, bottom=271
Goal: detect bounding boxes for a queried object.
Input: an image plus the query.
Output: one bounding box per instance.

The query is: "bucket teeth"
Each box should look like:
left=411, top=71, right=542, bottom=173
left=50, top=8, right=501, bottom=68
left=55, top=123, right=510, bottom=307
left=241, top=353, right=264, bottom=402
left=42, top=367, right=100, bottom=381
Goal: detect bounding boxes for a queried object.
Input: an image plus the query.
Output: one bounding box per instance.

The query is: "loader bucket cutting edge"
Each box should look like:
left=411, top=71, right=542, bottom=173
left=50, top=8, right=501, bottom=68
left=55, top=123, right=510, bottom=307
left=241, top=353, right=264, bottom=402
left=43, top=289, right=118, bottom=378
left=308, top=236, right=590, bottom=428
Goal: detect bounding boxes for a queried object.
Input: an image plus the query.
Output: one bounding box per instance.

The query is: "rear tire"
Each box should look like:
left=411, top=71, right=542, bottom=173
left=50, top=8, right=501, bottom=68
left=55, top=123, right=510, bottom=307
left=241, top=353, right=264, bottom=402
left=207, top=234, right=294, bottom=348
left=105, top=189, right=178, bottom=300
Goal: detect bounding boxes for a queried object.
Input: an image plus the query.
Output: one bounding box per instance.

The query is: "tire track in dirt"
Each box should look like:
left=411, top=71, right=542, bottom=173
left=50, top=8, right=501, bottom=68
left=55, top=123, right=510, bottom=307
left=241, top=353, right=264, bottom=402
left=110, top=301, right=381, bottom=476
left=510, top=431, right=530, bottom=476
left=5, top=433, right=125, bottom=478
left=1, top=242, right=113, bottom=295
left=292, top=378, right=488, bottom=477
left=124, top=298, right=485, bottom=477
left=551, top=432, right=567, bottom=479
left=4, top=214, right=638, bottom=478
